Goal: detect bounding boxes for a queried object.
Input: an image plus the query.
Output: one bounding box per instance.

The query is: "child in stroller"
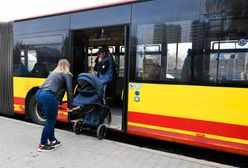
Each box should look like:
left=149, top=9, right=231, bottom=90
left=68, top=73, right=111, bottom=139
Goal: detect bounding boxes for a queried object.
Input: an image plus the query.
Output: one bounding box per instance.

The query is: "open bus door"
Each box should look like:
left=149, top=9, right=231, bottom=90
left=70, top=25, right=128, bottom=133
left=71, top=31, right=89, bottom=86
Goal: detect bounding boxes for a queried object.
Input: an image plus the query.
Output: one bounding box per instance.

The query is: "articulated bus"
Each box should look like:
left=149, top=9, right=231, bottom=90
left=1, top=0, right=248, bottom=155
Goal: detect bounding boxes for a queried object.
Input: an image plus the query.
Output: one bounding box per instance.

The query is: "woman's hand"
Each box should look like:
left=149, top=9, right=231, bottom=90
left=73, top=106, right=81, bottom=111
left=67, top=106, right=81, bottom=112
left=98, top=56, right=103, bottom=62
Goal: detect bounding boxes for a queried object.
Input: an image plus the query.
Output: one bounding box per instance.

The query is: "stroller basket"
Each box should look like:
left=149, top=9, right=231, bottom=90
left=83, top=103, right=109, bottom=127
left=68, top=103, right=109, bottom=127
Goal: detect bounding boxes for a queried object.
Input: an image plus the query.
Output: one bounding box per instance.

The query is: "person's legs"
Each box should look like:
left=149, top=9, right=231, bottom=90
left=48, top=126, right=61, bottom=147
left=47, top=106, right=58, bottom=143
left=37, top=90, right=58, bottom=145
left=48, top=128, right=55, bottom=142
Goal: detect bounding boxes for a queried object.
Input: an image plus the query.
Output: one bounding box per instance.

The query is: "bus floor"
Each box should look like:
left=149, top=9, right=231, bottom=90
left=108, top=106, right=122, bottom=130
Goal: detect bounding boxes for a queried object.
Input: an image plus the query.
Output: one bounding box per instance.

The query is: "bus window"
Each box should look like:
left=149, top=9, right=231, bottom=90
left=199, top=16, right=248, bottom=85
left=14, top=35, right=65, bottom=78
left=167, top=42, right=192, bottom=80
left=209, top=40, right=248, bottom=82
left=23, top=50, right=37, bottom=71
left=18, top=45, right=61, bottom=78
left=134, top=21, right=193, bottom=83
left=19, top=49, right=37, bottom=77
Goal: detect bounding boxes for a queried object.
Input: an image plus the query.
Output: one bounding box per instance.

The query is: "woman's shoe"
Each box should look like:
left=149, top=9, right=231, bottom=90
left=37, top=144, right=55, bottom=152
left=49, top=140, right=61, bottom=147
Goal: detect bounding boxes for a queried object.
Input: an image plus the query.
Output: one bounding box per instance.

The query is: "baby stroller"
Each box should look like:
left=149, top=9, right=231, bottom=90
left=68, top=73, right=111, bottom=140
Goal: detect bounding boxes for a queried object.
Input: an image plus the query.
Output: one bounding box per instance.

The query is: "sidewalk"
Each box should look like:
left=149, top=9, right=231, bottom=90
left=0, top=116, right=235, bottom=168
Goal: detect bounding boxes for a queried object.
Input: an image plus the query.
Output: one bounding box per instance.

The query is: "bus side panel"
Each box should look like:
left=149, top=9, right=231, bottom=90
left=13, top=77, right=69, bottom=122
left=13, top=77, right=45, bottom=114
left=127, top=83, right=248, bottom=155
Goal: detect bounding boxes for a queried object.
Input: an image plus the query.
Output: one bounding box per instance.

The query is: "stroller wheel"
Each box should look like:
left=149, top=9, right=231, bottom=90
left=73, top=120, right=84, bottom=134
left=97, top=124, right=107, bottom=140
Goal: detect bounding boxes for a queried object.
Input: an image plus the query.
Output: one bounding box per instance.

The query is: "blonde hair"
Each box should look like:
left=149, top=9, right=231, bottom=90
left=52, top=59, right=71, bottom=74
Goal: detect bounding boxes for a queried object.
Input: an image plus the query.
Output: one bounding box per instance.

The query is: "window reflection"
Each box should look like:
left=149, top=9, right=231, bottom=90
left=19, top=50, right=38, bottom=77
left=209, top=40, right=248, bottom=82
left=134, top=21, right=193, bottom=82
left=16, top=44, right=62, bottom=78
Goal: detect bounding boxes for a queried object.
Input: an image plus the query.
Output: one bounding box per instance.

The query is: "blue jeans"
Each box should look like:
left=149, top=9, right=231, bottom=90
left=36, top=89, right=58, bottom=145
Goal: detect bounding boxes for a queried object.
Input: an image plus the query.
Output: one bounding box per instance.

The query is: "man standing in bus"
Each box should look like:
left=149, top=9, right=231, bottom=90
left=94, top=47, right=114, bottom=85
left=94, top=47, right=116, bottom=104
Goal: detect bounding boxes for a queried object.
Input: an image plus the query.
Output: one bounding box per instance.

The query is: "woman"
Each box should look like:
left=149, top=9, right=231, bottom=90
left=36, top=59, right=75, bottom=152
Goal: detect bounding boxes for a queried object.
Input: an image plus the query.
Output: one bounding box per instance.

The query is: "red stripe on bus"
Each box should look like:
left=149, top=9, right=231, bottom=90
left=14, top=110, right=25, bottom=115
left=128, top=111, right=248, bottom=140
left=14, top=97, right=25, bottom=105
left=128, top=125, right=248, bottom=156
left=57, top=114, right=68, bottom=122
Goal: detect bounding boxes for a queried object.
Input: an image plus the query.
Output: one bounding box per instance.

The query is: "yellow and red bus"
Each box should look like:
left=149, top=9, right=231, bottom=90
left=1, top=0, right=248, bottom=155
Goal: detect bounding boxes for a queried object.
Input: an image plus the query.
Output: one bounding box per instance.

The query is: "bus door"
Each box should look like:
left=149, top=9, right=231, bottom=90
left=71, top=25, right=128, bottom=131
left=71, top=30, right=89, bottom=86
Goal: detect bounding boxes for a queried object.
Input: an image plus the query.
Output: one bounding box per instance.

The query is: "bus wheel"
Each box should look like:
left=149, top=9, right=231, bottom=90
left=29, top=94, right=46, bottom=125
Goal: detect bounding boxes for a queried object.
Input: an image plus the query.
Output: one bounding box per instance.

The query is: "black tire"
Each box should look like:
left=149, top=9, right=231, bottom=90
left=29, top=94, right=46, bottom=125
left=97, top=124, right=107, bottom=140
left=73, top=120, right=84, bottom=134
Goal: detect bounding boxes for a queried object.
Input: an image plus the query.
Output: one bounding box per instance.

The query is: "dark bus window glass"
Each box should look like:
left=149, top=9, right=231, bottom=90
left=198, top=16, right=248, bottom=85
left=131, top=0, right=200, bottom=83
left=201, top=0, right=248, bottom=14
left=22, top=35, right=63, bottom=45
left=17, top=34, right=66, bottom=78
left=133, top=21, right=193, bottom=82
left=33, top=44, right=62, bottom=72
left=132, top=0, right=199, bottom=24
left=209, top=40, right=248, bottom=82
left=14, top=43, right=63, bottom=78
left=13, top=32, right=69, bottom=78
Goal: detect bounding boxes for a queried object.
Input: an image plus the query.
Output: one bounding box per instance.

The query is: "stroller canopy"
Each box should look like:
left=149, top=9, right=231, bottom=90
left=73, top=73, right=104, bottom=106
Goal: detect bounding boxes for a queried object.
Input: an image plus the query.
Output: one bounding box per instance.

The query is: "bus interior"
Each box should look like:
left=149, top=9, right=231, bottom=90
left=71, top=25, right=126, bottom=130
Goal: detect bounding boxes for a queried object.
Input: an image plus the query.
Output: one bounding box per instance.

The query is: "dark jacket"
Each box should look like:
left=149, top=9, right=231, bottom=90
left=40, top=72, right=73, bottom=108
left=94, top=54, right=114, bottom=84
